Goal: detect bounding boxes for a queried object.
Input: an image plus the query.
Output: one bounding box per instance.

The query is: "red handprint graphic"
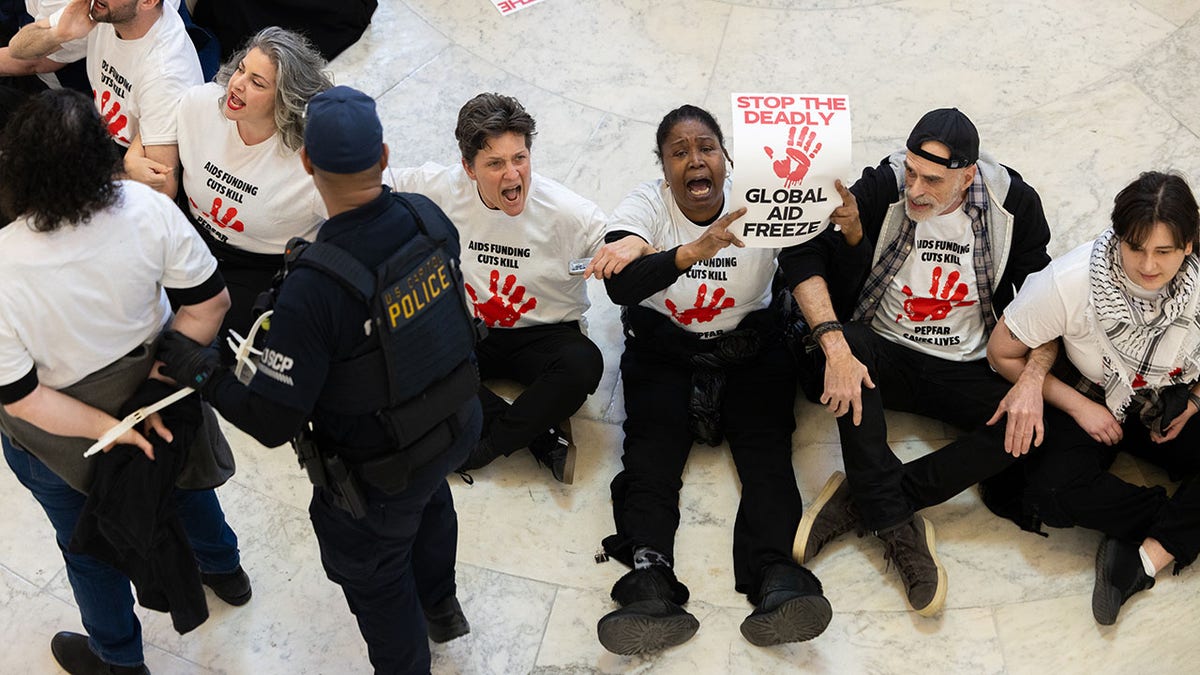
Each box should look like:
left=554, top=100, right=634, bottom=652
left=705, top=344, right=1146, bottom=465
left=93, top=89, right=129, bottom=143
left=763, top=126, right=823, bottom=188
left=465, top=270, right=537, bottom=327
left=190, top=197, right=245, bottom=232
left=899, top=266, right=976, bottom=322
left=665, top=284, right=735, bottom=325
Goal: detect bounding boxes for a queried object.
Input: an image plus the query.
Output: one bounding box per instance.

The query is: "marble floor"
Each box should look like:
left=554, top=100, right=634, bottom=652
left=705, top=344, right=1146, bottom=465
left=5, top=0, right=1200, bottom=672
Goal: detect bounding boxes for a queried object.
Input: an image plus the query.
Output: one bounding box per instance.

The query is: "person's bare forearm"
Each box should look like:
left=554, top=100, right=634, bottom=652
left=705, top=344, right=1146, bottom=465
left=8, top=21, right=64, bottom=60
left=793, top=276, right=851, bottom=356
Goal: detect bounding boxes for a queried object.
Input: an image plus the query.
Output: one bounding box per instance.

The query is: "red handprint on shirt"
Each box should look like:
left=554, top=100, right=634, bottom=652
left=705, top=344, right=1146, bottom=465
left=465, top=270, right=537, bottom=327
left=190, top=197, right=245, bottom=232
left=763, top=126, right=823, bottom=188
left=665, top=284, right=735, bottom=325
left=899, top=266, right=976, bottom=322
left=93, top=89, right=129, bottom=144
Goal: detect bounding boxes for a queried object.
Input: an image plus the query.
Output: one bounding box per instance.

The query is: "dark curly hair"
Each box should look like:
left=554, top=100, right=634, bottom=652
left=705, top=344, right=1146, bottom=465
left=0, top=89, right=121, bottom=232
left=454, top=92, right=537, bottom=166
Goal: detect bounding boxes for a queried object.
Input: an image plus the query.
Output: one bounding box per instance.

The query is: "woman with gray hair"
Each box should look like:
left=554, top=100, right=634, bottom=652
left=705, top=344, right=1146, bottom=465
left=173, top=26, right=333, bottom=351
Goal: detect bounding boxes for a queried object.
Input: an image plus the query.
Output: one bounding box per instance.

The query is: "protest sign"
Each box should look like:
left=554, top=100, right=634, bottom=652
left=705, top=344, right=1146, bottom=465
left=730, top=93, right=851, bottom=247
left=491, top=0, right=547, bottom=15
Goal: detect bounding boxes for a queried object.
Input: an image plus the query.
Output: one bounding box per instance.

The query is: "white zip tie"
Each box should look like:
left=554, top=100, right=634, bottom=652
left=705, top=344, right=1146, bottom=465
left=84, top=386, right=194, bottom=457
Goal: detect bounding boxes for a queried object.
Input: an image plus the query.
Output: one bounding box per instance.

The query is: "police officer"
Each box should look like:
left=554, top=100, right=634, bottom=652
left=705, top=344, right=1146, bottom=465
left=158, top=85, right=483, bottom=675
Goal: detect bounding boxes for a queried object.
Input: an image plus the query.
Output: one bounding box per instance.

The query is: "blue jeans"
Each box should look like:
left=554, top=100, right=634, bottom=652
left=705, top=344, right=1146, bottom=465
left=3, top=435, right=241, bottom=667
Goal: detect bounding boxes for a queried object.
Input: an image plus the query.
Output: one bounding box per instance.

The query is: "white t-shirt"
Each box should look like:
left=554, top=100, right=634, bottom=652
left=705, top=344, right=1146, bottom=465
left=1004, top=240, right=1161, bottom=386
left=389, top=163, right=605, bottom=328
left=872, top=208, right=988, bottom=360
left=177, top=82, right=324, bottom=254
left=608, top=178, right=777, bottom=338
left=86, top=7, right=201, bottom=147
left=0, top=181, right=217, bottom=390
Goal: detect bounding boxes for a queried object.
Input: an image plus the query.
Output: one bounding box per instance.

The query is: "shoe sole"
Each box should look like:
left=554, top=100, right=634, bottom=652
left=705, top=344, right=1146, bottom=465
left=560, top=439, right=577, bottom=485
left=793, top=471, right=847, bottom=565
left=597, top=611, right=699, bottom=655
left=740, top=595, right=833, bottom=646
left=1092, top=538, right=1121, bottom=626
left=910, top=516, right=947, bottom=617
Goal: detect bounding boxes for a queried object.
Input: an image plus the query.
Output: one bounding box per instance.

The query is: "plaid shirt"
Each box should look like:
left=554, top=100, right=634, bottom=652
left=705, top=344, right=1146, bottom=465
left=852, top=172, right=997, bottom=334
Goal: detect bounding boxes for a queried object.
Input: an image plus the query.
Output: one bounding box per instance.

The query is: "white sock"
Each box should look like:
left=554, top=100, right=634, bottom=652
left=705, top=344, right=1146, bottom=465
left=1138, top=545, right=1158, bottom=577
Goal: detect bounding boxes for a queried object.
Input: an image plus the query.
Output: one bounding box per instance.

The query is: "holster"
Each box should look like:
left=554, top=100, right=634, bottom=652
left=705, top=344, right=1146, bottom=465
left=292, top=430, right=368, bottom=519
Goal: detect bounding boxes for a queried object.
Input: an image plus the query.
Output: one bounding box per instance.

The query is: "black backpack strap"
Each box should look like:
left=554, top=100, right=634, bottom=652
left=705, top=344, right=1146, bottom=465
left=295, top=241, right=377, bottom=303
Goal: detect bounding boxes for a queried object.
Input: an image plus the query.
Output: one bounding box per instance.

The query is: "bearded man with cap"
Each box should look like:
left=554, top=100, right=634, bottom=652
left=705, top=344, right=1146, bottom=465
left=156, top=85, right=483, bottom=674
left=777, top=108, right=1054, bottom=616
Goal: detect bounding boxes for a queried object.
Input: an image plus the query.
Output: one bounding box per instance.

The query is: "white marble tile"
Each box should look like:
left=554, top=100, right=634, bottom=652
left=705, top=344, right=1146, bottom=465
left=994, top=573, right=1200, bottom=674
left=326, top=0, right=453, bottom=99
left=6, top=1, right=1200, bottom=673
left=432, top=564, right=558, bottom=675
left=403, top=0, right=734, bottom=124
left=1136, top=0, right=1200, bottom=26
left=707, top=2, right=1174, bottom=158
left=0, top=462, right=67, bottom=588
left=975, top=78, right=1200, bottom=258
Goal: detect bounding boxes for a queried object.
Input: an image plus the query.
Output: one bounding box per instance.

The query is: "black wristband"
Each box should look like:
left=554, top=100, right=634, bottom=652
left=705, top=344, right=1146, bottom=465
left=809, top=321, right=843, bottom=342
left=1188, top=392, right=1200, bottom=413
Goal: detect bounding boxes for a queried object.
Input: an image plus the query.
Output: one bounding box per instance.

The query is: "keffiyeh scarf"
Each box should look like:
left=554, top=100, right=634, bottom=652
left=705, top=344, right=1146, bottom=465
left=1088, top=228, right=1200, bottom=423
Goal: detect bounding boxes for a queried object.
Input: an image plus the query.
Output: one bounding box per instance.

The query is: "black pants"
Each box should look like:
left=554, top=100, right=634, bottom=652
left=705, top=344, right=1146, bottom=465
left=1019, top=407, right=1200, bottom=566
left=185, top=210, right=283, bottom=360
left=476, top=322, right=602, bottom=454
left=309, top=401, right=481, bottom=675
left=804, top=322, right=1018, bottom=532
left=607, top=331, right=801, bottom=598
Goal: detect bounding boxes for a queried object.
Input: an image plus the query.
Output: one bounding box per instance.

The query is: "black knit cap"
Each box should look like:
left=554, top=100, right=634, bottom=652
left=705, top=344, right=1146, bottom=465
left=905, top=108, right=978, bottom=169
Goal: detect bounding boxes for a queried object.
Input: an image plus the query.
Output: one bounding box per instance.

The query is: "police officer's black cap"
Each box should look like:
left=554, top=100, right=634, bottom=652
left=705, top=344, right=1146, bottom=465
left=304, top=85, right=383, bottom=174
left=905, top=108, right=979, bottom=169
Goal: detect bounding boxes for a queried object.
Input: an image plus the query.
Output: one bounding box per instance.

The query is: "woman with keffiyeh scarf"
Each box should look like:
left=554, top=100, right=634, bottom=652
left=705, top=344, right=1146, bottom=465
left=988, top=171, right=1200, bottom=627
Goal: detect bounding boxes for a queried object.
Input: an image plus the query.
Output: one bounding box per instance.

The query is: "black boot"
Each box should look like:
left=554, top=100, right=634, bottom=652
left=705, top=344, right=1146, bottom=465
left=424, top=594, right=470, bottom=643
left=597, top=566, right=698, bottom=655
left=740, top=562, right=832, bottom=646
left=50, top=632, right=149, bottom=675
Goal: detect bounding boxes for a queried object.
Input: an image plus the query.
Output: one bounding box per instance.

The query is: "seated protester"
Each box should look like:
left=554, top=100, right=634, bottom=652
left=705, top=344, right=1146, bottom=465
left=9, top=0, right=202, bottom=198
left=780, top=108, right=1054, bottom=617
left=390, top=93, right=648, bottom=483
left=0, top=89, right=247, bottom=675
left=175, top=27, right=331, bottom=356
left=589, top=104, right=831, bottom=655
left=988, top=171, right=1200, bottom=626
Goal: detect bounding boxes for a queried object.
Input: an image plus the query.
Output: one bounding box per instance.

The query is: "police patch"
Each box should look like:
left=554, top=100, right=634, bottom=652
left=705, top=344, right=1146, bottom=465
left=380, top=252, right=453, bottom=331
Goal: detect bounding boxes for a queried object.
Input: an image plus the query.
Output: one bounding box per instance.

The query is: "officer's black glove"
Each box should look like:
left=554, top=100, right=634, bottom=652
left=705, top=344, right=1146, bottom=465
left=157, top=330, right=222, bottom=394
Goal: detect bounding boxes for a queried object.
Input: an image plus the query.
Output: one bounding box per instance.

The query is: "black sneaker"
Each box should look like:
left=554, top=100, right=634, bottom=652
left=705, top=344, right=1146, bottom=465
left=878, top=516, right=946, bottom=616
left=50, top=631, right=149, bottom=675
left=794, top=471, right=860, bottom=565
left=425, top=594, right=470, bottom=643
left=201, top=565, right=252, bottom=606
left=597, top=599, right=699, bottom=655
left=1092, top=537, right=1155, bottom=625
left=528, top=426, right=576, bottom=484
left=739, top=563, right=832, bottom=646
